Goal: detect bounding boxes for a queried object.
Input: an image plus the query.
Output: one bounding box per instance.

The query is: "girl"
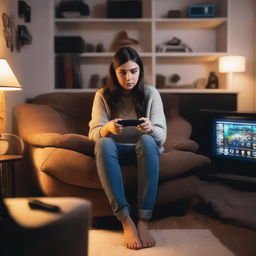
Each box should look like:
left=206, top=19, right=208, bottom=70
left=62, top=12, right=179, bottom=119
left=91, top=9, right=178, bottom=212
left=89, top=47, right=166, bottom=250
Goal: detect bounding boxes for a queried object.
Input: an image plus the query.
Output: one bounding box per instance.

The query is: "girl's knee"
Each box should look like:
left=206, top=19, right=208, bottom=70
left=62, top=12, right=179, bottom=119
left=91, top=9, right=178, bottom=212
left=95, top=137, right=115, bottom=154
left=136, top=135, right=158, bottom=155
left=138, top=135, right=157, bottom=148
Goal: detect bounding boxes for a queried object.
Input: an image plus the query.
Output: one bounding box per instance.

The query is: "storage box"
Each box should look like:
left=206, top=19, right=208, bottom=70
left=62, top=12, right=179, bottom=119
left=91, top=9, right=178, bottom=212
left=55, top=36, right=85, bottom=53
left=107, top=0, right=142, bottom=18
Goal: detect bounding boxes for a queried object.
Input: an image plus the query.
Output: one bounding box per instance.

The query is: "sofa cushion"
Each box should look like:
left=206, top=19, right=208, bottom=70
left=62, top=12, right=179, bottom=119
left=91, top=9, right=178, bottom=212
left=159, top=149, right=211, bottom=179
left=34, top=146, right=210, bottom=190
left=15, top=104, right=74, bottom=142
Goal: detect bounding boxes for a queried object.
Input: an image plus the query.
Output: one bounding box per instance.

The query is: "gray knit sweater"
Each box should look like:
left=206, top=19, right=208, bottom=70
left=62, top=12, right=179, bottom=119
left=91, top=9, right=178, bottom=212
left=89, top=85, right=167, bottom=151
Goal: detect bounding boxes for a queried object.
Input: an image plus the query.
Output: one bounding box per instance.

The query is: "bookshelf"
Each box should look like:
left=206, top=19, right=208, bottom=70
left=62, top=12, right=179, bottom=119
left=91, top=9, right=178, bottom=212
left=53, top=0, right=232, bottom=92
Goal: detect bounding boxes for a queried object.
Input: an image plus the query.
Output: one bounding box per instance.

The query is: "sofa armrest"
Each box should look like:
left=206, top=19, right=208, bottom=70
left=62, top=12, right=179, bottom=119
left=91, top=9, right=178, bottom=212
left=171, top=139, right=199, bottom=152
left=29, top=133, right=95, bottom=157
left=164, top=116, right=199, bottom=152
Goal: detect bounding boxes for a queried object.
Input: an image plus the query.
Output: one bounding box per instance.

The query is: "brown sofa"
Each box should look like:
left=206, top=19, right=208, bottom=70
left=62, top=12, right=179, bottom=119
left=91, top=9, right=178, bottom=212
left=15, top=92, right=211, bottom=217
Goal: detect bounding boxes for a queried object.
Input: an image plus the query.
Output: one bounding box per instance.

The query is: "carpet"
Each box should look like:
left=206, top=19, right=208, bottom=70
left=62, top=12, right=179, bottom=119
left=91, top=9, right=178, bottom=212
left=88, top=229, right=235, bottom=256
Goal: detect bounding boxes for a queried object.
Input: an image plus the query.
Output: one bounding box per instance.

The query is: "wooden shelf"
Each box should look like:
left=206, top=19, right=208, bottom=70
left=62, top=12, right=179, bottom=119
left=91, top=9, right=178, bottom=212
left=52, top=88, right=238, bottom=94
left=55, top=18, right=152, bottom=23
left=155, top=18, right=227, bottom=29
left=155, top=52, right=227, bottom=62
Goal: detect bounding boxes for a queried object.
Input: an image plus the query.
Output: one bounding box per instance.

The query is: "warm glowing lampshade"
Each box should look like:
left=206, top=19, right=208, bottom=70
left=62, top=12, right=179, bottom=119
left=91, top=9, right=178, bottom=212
left=0, top=59, right=22, bottom=90
left=218, top=55, right=246, bottom=90
left=218, top=56, right=246, bottom=73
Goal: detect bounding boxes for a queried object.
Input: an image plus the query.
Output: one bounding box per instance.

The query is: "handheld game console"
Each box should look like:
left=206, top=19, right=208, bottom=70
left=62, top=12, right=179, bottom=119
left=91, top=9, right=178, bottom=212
left=117, top=119, right=144, bottom=127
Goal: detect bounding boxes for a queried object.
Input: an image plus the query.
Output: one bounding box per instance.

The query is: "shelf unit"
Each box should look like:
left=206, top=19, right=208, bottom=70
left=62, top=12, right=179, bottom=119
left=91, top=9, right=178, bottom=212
left=53, top=0, right=230, bottom=92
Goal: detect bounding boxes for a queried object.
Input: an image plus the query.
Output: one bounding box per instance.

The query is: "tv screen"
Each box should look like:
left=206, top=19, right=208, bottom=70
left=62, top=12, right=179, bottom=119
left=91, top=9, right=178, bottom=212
left=212, top=118, right=256, bottom=162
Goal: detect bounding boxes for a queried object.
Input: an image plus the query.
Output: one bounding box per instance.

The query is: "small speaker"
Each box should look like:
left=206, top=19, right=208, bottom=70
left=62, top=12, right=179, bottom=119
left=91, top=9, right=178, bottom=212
left=107, top=0, right=142, bottom=18
left=188, top=4, right=216, bottom=18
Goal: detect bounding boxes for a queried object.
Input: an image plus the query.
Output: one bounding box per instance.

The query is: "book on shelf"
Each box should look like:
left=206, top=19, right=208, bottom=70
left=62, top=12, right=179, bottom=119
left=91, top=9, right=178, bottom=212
left=55, top=54, right=82, bottom=89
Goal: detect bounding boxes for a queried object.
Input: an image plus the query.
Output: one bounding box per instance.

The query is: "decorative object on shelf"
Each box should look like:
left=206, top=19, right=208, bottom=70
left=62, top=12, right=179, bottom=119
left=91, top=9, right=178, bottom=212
left=55, top=0, right=90, bottom=18
left=157, top=37, right=192, bottom=53
left=0, top=59, right=22, bottom=147
left=166, top=37, right=181, bottom=46
left=194, top=78, right=206, bottom=89
left=89, top=74, right=100, bottom=88
left=166, top=74, right=183, bottom=88
left=110, top=31, right=142, bottom=52
left=85, top=43, right=95, bottom=52
left=17, top=25, right=32, bottom=50
left=205, top=71, right=219, bottom=89
left=218, top=56, right=246, bottom=90
left=96, top=43, right=105, bottom=52
left=55, top=55, right=82, bottom=89
left=156, top=74, right=166, bottom=89
left=84, top=43, right=105, bottom=53
left=167, top=10, right=181, bottom=18
left=170, top=74, right=181, bottom=84
left=187, top=4, right=216, bottom=18
left=88, top=74, right=106, bottom=89
left=107, top=0, right=142, bottom=18
left=55, top=36, right=86, bottom=53
left=18, top=0, right=31, bottom=22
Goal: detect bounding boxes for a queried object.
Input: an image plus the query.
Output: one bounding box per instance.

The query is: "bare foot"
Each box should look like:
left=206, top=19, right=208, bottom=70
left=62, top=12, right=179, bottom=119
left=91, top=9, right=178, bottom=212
left=121, top=216, right=142, bottom=250
left=137, top=219, right=156, bottom=248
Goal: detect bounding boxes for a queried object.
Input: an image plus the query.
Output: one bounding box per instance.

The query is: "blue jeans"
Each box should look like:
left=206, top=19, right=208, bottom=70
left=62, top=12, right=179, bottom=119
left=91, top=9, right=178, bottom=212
left=94, top=135, right=159, bottom=220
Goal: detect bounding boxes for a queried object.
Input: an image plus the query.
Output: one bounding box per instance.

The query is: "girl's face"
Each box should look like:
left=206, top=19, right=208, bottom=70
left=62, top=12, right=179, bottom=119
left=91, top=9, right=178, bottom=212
left=115, top=60, right=140, bottom=94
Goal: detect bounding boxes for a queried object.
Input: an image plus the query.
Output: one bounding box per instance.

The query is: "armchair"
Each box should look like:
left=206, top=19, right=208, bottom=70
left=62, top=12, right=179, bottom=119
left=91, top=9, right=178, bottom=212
left=15, top=92, right=210, bottom=217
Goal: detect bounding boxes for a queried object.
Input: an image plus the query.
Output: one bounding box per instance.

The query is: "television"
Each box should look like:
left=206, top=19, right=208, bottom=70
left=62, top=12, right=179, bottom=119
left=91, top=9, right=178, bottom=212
left=213, top=118, right=256, bottom=162
left=211, top=114, right=256, bottom=177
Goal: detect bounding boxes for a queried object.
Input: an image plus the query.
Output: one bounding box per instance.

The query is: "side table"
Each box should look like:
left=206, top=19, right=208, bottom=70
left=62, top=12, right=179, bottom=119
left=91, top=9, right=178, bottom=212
left=0, top=155, right=23, bottom=197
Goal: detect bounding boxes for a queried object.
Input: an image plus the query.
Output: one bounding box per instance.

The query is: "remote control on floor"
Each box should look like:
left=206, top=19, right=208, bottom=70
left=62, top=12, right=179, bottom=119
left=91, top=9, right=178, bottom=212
left=28, top=199, right=60, bottom=212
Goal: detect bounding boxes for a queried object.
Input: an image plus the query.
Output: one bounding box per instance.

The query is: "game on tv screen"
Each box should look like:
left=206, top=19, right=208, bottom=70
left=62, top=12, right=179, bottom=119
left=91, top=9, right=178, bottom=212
left=213, top=119, right=256, bottom=162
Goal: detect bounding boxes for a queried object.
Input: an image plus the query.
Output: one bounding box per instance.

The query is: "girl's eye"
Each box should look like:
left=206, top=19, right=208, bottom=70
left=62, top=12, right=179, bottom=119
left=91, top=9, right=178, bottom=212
left=131, top=70, right=138, bottom=74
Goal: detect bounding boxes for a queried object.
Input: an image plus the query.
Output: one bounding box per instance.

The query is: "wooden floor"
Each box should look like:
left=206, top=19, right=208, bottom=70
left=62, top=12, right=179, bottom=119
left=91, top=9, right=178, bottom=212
left=149, top=198, right=256, bottom=256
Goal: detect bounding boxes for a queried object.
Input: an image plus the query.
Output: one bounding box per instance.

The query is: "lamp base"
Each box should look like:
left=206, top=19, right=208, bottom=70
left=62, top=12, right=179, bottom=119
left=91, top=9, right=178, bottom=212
left=0, top=133, right=24, bottom=155
left=0, top=139, right=9, bottom=155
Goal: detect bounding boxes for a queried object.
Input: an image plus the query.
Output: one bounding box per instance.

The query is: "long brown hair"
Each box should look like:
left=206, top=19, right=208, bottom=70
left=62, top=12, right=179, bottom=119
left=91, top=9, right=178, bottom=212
left=103, top=47, right=146, bottom=118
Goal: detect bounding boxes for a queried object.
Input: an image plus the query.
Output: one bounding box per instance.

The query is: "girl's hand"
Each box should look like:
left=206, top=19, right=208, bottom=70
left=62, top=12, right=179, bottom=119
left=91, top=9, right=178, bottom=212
left=100, top=119, right=123, bottom=137
left=137, top=117, right=154, bottom=134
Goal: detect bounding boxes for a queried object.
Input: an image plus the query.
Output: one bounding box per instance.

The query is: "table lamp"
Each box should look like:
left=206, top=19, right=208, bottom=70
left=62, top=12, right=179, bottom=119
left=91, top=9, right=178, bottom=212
left=0, top=59, right=22, bottom=154
left=218, top=55, right=246, bottom=90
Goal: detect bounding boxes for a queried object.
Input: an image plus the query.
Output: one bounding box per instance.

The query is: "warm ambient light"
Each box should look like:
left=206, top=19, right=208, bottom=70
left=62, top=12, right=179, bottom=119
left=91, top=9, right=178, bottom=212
left=0, top=59, right=22, bottom=90
left=0, top=59, right=22, bottom=134
left=218, top=56, right=246, bottom=90
left=218, top=56, right=246, bottom=73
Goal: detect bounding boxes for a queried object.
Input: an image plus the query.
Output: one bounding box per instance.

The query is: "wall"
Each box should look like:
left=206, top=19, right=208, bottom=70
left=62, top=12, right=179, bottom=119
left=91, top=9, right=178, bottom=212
left=0, top=0, right=255, bottom=133
left=0, top=0, right=53, bottom=132
left=228, top=0, right=255, bottom=111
